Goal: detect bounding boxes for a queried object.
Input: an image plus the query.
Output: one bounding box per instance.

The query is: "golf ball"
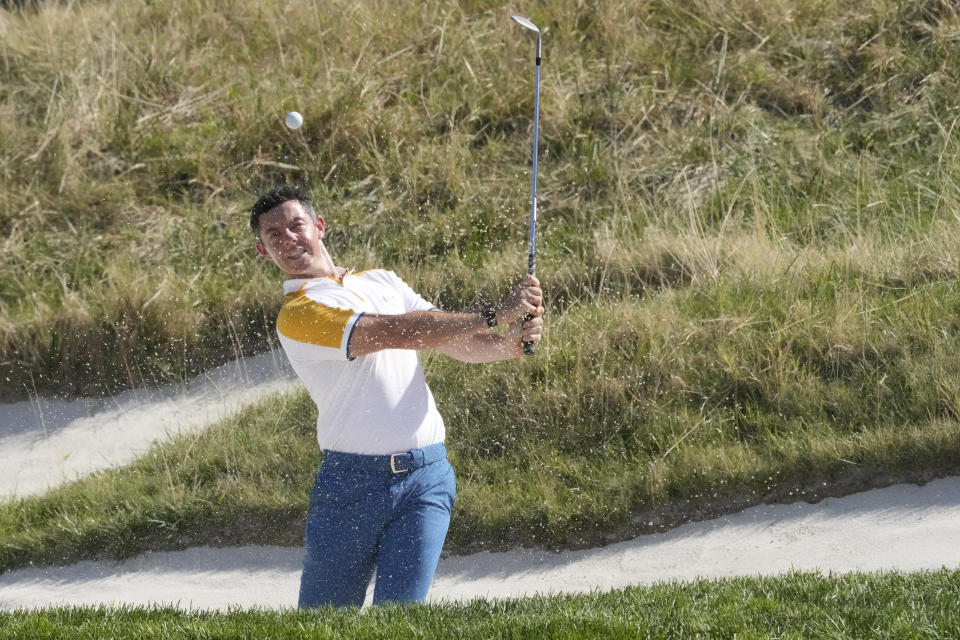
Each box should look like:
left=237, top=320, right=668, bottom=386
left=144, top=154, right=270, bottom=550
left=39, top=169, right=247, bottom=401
left=285, top=111, right=303, bottom=130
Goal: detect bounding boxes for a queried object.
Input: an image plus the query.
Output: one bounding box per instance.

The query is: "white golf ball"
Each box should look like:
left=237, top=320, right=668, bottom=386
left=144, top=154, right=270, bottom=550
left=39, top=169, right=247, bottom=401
left=285, top=111, right=303, bottom=130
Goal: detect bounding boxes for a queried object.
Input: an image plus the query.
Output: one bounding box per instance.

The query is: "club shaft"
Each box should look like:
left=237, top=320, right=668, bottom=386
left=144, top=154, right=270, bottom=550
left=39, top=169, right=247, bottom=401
left=528, top=50, right=541, bottom=277
left=522, top=41, right=541, bottom=357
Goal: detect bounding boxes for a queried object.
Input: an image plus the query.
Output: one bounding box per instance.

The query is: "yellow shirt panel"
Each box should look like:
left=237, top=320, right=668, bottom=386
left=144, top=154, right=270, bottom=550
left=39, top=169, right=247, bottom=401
left=277, top=288, right=356, bottom=349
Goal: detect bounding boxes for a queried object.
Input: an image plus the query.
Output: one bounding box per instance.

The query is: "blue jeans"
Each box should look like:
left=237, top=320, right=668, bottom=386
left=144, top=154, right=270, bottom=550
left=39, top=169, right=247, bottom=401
left=298, top=442, right=456, bottom=608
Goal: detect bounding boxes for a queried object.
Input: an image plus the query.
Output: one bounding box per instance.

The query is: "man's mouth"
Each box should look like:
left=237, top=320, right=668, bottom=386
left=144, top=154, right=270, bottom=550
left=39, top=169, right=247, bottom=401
left=285, top=248, right=307, bottom=259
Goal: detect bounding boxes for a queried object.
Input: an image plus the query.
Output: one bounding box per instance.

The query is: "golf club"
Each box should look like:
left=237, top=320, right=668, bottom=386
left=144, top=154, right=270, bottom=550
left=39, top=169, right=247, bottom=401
left=511, top=14, right=541, bottom=356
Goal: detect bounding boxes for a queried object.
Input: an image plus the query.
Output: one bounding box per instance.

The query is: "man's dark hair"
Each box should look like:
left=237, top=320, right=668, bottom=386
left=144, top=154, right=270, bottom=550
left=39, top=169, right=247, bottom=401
left=250, top=185, right=317, bottom=236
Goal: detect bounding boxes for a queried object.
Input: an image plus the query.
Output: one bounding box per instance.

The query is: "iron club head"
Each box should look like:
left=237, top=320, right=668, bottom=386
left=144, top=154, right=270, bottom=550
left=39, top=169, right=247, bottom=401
left=511, top=14, right=542, bottom=59
left=510, top=14, right=540, bottom=34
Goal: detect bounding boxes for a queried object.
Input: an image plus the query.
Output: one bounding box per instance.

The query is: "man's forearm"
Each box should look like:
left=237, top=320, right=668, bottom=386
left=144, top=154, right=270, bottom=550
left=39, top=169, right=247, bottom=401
left=437, top=330, right=522, bottom=363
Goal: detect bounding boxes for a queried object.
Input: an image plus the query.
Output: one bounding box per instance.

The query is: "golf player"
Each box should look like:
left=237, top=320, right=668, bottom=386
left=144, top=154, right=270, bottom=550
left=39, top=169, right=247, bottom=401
left=250, top=185, right=544, bottom=607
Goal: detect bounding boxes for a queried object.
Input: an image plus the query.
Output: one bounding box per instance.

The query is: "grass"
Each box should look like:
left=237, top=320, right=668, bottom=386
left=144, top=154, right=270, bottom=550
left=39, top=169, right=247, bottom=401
left=3, top=570, right=960, bottom=639
left=4, top=0, right=960, bottom=629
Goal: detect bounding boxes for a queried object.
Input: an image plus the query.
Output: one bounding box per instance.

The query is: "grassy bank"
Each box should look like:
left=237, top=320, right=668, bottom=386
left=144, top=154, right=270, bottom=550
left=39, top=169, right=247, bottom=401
left=4, top=0, right=960, bottom=396
left=3, top=570, right=960, bottom=639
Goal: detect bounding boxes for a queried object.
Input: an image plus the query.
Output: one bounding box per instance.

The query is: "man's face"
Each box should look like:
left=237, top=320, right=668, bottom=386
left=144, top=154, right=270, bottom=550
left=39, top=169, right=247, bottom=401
left=255, top=200, right=327, bottom=278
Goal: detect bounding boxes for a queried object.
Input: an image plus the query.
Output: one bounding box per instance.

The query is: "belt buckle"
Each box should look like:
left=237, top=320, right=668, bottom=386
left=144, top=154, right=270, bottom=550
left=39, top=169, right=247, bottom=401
left=390, top=453, right=407, bottom=474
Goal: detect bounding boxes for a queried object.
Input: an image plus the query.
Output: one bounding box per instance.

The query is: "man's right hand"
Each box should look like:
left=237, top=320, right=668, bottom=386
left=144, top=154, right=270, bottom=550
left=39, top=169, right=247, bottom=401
left=497, top=275, right=543, bottom=325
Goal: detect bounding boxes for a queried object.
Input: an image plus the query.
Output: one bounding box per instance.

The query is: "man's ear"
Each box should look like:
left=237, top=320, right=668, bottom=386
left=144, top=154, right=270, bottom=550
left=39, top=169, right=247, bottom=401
left=316, top=216, right=325, bottom=238
left=255, top=241, right=272, bottom=260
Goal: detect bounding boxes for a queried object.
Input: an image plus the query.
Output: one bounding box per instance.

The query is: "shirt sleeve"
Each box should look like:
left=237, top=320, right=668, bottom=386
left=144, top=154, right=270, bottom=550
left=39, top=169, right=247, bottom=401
left=386, top=270, right=438, bottom=313
left=276, top=288, right=363, bottom=361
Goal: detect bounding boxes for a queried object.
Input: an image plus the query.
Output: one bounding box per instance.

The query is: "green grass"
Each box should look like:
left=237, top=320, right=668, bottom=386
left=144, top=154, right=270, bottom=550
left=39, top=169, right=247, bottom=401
left=3, top=570, right=960, bottom=639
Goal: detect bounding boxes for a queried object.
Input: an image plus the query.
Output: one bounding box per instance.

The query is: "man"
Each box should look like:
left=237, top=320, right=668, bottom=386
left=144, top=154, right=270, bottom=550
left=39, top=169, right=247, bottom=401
left=250, top=185, right=544, bottom=608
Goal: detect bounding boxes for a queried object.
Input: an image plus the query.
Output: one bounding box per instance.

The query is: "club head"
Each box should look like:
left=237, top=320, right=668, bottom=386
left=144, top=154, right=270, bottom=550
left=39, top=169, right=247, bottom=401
left=511, top=14, right=542, bottom=59
left=510, top=14, right=540, bottom=34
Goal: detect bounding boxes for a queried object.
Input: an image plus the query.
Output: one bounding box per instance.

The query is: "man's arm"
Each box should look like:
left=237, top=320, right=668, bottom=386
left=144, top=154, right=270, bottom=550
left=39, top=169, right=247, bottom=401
left=349, top=310, right=489, bottom=356
left=348, top=275, right=542, bottom=358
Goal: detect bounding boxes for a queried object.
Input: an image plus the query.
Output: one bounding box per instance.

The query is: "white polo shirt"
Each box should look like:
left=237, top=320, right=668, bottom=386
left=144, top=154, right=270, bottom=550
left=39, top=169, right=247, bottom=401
left=275, top=269, right=445, bottom=455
